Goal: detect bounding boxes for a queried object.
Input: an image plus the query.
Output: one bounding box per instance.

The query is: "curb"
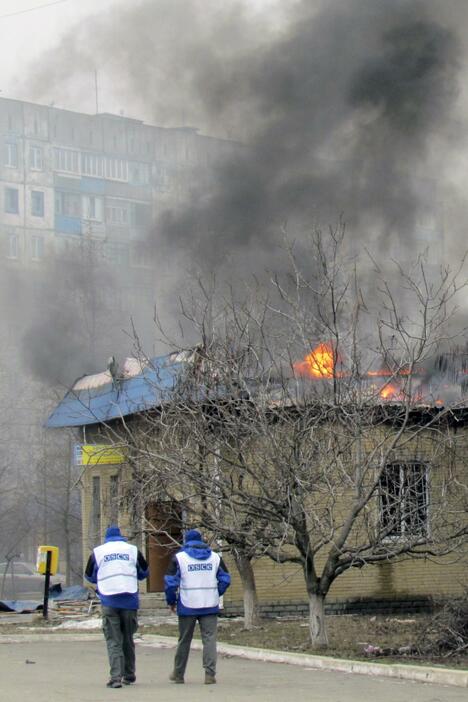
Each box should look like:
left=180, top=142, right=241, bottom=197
left=138, top=634, right=468, bottom=689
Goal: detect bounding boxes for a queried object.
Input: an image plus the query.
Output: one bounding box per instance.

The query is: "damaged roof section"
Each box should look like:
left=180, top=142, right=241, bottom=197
left=47, top=344, right=468, bottom=429
left=46, top=352, right=189, bottom=428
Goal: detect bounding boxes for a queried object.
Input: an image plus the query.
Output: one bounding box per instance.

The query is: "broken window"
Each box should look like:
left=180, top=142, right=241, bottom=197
left=379, top=461, right=429, bottom=538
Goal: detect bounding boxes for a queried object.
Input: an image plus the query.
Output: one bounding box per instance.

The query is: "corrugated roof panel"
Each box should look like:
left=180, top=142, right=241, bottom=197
left=46, top=355, right=184, bottom=428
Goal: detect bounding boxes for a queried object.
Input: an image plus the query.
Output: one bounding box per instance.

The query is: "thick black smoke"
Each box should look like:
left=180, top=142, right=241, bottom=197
left=20, top=0, right=468, bottom=379
left=157, top=0, right=461, bottom=270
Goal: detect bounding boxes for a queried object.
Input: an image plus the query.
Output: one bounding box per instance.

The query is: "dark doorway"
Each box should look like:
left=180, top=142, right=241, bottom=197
left=145, top=502, right=183, bottom=592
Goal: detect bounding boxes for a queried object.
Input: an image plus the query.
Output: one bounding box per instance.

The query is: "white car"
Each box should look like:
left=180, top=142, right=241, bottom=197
left=0, top=561, right=66, bottom=600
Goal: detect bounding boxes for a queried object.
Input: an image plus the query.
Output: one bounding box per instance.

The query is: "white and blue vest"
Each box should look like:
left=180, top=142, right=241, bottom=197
left=94, top=541, right=138, bottom=596
left=176, top=551, right=220, bottom=609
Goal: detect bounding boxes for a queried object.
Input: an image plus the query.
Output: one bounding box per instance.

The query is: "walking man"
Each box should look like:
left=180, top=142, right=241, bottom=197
left=85, top=525, right=149, bottom=688
left=165, top=529, right=231, bottom=684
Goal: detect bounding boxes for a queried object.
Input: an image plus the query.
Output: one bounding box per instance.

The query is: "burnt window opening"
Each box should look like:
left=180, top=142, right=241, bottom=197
left=379, top=461, right=429, bottom=538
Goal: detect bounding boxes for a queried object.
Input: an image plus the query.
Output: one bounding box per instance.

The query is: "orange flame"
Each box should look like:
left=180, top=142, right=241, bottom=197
left=294, top=342, right=342, bottom=378
left=379, top=383, right=399, bottom=400
left=367, top=367, right=412, bottom=377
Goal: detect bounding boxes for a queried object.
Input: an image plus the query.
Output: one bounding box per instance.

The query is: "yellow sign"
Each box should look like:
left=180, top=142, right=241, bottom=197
left=74, top=444, right=126, bottom=465
left=36, top=545, right=59, bottom=575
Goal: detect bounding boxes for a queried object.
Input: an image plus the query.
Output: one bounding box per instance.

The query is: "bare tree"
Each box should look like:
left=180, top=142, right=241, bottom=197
left=113, top=226, right=467, bottom=645
left=31, top=437, right=82, bottom=585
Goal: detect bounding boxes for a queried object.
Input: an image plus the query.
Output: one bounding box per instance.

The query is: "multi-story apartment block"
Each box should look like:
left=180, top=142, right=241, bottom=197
left=0, top=96, right=235, bottom=272
left=0, top=97, right=237, bottom=574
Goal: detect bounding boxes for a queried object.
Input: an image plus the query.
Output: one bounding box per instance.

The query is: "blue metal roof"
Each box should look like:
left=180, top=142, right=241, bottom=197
left=46, top=354, right=185, bottom=428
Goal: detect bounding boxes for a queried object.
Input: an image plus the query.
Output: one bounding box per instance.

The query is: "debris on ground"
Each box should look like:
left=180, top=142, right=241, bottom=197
left=417, top=592, right=468, bottom=658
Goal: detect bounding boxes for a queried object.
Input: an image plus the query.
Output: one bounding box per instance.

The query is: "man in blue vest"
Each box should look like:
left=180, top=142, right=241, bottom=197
left=85, top=525, right=149, bottom=688
left=165, top=529, right=231, bottom=684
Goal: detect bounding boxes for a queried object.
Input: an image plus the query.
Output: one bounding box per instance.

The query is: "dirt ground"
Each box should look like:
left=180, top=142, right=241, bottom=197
left=141, top=614, right=468, bottom=668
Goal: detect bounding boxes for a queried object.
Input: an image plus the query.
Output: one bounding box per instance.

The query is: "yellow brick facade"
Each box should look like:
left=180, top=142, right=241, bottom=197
left=80, top=419, right=468, bottom=606
left=222, top=549, right=467, bottom=606
left=81, top=461, right=150, bottom=594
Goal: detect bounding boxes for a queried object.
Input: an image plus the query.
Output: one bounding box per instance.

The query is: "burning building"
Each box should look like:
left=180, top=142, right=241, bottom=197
left=47, top=346, right=468, bottom=617
left=293, top=341, right=468, bottom=407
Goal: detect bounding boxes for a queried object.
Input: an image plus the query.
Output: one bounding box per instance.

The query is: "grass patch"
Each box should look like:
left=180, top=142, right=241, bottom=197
left=140, top=614, right=468, bottom=669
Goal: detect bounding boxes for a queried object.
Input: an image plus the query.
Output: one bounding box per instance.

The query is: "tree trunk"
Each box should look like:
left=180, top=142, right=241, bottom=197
left=308, top=592, right=328, bottom=647
left=233, top=552, right=261, bottom=629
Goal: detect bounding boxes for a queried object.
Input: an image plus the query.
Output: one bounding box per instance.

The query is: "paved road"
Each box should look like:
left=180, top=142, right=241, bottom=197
left=0, top=639, right=465, bottom=702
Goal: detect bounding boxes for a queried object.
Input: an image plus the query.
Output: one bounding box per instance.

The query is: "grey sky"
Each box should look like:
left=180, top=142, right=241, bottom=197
left=0, top=0, right=279, bottom=119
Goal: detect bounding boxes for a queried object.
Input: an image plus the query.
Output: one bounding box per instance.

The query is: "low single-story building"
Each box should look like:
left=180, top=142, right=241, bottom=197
left=47, top=352, right=468, bottom=616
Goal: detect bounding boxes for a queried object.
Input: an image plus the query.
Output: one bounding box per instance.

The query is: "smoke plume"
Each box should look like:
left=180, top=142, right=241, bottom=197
left=20, top=0, right=468, bottom=379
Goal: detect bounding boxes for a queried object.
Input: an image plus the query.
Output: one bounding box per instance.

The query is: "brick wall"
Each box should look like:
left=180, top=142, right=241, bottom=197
left=80, top=419, right=468, bottom=605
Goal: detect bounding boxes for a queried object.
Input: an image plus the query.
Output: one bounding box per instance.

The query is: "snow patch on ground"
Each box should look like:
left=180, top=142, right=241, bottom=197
left=53, top=618, right=103, bottom=630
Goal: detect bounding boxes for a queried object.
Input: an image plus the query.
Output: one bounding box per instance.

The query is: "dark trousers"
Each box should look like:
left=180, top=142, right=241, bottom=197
left=102, top=606, right=138, bottom=681
left=174, top=614, right=218, bottom=678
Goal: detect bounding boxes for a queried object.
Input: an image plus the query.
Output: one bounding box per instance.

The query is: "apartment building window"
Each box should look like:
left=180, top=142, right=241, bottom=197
left=106, top=242, right=129, bottom=266
left=31, top=235, right=44, bottom=261
left=82, top=195, right=103, bottom=221
left=130, top=162, right=150, bottom=185
left=154, top=164, right=170, bottom=192
left=29, top=145, right=43, bottom=171
left=55, top=191, right=81, bottom=217
left=7, top=233, right=18, bottom=259
left=105, top=157, right=128, bottom=181
left=379, top=461, right=429, bottom=538
left=31, top=190, right=45, bottom=217
left=5, top=187, right=19, bottom=214
left=82, top=152, right=104, bottom=178
left=53, top=147, right=80, bottom=174
left=4, top=142, right=18, bottom=168
left=81, top=153, right=128, bottom=182
left=106, top=200, right=129, bottom=225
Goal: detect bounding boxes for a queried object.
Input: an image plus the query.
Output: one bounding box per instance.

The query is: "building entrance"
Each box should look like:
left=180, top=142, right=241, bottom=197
left=145, top=502, right=182, bottom=592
